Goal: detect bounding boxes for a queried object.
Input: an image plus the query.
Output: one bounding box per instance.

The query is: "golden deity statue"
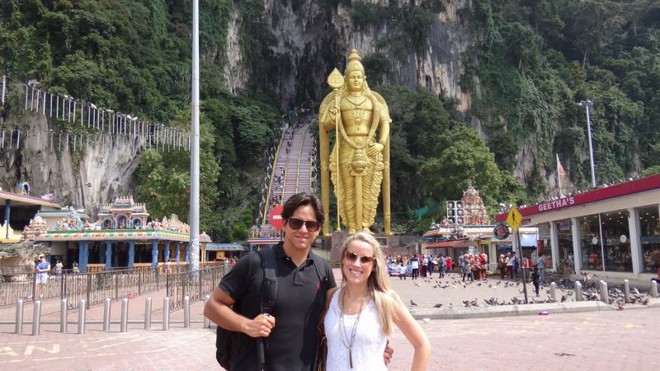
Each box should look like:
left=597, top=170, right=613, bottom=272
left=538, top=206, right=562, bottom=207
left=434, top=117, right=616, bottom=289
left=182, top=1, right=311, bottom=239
left=319, top=49, right=391, bottom=236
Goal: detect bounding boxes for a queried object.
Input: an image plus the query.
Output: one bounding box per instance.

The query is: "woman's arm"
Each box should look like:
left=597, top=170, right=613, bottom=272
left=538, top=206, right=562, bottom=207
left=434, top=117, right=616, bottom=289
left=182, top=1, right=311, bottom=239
left=392, top=301, right=431, bottom=371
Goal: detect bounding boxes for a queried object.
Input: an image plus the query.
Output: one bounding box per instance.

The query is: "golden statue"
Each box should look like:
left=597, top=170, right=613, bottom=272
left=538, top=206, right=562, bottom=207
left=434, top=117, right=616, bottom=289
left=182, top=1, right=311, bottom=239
left=319, top=49, right=391, bottom=236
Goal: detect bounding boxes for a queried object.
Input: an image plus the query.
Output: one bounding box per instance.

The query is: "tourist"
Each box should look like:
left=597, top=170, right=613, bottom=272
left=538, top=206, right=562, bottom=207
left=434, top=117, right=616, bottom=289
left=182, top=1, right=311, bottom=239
left=512, top=252, right=520, bottom=280
left=478, top=252, right=488, bottom=280
left=35, top=255, right=50, bottom=299
left=55, top=259, right=63, bottom=281
left=324, top=232, right=430, bottom=371
left=204, top=193, right=392, bottom=370
left=498, top=254, right=507, bottom=279
left=530, top=267, right=540, bottom=297
left=537, top=253, right=546, bottom=284
left=410, top=255, right=419, bottom=280
left=505, top=252, right=514, bottom=279
left=427, top=255, right=435, bottom=276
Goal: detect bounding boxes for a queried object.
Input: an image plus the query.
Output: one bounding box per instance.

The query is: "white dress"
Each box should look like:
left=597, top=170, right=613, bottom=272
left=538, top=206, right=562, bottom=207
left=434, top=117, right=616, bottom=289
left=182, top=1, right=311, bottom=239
left=324, top=289, right=388, bottom=371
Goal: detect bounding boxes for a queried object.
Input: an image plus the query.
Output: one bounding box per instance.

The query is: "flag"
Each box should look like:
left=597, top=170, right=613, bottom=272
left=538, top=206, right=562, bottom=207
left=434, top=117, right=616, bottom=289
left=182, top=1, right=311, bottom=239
left=557, top=155, right=566, bottom=177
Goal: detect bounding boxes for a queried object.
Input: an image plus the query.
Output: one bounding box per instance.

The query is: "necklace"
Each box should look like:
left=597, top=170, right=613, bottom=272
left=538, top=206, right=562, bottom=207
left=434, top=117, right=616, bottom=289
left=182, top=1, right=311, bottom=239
left=339, top=289, right=368, bottom=368
left=345, top=95, right=367, bottom=106
left=345, top=95, right=368, bottom=129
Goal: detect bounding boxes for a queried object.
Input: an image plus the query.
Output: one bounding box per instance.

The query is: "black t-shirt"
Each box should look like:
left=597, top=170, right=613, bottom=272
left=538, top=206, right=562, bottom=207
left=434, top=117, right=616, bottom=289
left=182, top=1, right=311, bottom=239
left=220, top=243, right=336, bottom=371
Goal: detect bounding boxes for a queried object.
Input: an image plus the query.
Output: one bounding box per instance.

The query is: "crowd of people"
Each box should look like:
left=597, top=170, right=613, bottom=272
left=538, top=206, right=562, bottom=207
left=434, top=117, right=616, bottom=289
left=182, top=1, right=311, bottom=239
left=385, top=254, right=457, bottom=280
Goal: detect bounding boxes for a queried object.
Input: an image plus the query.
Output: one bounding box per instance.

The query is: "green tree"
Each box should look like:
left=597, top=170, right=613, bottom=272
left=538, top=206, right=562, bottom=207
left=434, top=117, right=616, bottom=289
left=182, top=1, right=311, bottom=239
left=420, top=125, right=503, bottom=202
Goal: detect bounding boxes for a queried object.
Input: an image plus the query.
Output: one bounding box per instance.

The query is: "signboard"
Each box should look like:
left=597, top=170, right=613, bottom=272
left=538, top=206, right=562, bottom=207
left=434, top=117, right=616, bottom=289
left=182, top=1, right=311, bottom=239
left=493, top=222, right=510, bottom=240
left=269, top=205, right=284, bottom=230
left=506, top=207, right=523, bottom=231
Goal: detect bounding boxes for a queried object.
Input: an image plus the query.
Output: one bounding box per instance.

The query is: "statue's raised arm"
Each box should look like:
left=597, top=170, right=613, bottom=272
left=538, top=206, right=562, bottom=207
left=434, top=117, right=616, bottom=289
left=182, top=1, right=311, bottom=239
left=318, top=49, right=392, bottom=236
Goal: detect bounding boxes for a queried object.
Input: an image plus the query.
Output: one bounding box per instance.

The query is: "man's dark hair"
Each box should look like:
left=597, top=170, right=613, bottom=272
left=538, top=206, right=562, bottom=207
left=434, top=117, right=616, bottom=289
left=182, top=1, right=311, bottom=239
left=281, top=192, right=324, bottom=225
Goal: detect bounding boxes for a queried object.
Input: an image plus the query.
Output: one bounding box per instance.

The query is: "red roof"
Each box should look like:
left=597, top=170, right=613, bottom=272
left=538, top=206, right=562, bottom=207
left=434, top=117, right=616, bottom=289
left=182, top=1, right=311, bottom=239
left=495, top=174, right=660, bottom=223
left=426, top=238, right=472, bottom=249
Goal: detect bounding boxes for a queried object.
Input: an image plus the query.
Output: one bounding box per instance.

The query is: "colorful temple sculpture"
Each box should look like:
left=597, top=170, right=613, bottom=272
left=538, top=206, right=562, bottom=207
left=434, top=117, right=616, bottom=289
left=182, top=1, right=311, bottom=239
left=22, top=196, right=204, bottom=273
left=462, top=186, right=491, bottom=226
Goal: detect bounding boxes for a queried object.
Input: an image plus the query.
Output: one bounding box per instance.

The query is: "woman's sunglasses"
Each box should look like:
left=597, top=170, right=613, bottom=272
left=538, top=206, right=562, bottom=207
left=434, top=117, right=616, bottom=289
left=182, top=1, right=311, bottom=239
left=344, top=251, right=375, bottom=264
left=287, top=218, right=321, bottom=232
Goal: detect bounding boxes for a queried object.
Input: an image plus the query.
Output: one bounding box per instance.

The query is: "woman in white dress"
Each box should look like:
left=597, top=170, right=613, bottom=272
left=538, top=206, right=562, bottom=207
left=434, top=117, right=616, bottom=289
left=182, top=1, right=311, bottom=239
left=324, top=232, right=430, bottom=370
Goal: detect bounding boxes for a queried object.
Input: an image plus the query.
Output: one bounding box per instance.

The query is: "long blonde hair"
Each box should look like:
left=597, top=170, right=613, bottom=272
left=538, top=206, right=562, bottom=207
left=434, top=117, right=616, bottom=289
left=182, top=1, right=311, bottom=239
left=340, top=232, right=402, bottom=335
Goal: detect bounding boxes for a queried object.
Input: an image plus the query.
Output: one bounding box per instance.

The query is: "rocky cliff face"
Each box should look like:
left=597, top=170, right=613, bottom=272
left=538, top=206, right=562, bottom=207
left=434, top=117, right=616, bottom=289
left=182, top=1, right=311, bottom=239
left=0, top=111, right=142, bottom=216
left=1, top=0, right=478, bottom=214
left=226, top=0, right=473, bottom=110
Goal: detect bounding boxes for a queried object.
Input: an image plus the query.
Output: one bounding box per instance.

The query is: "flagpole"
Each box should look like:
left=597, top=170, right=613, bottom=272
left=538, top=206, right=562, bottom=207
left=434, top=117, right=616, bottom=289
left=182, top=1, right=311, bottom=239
left=556, top=154, right=562, bottom=197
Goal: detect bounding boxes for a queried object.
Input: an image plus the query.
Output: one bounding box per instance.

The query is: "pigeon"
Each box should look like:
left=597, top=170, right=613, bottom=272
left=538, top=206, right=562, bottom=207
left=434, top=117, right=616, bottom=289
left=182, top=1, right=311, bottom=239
left=433, top=303, right=443, bottom=308
left=561, top=295, right=567, bottom=303
left=410, top=300, right=418, bottom=307
left=414, top=281, right=421, bottom=287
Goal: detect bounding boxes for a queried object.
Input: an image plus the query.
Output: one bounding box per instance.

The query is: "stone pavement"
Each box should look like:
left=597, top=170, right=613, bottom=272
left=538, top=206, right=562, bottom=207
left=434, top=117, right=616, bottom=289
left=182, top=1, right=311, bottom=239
left=1, top=269, right=659, bottom=370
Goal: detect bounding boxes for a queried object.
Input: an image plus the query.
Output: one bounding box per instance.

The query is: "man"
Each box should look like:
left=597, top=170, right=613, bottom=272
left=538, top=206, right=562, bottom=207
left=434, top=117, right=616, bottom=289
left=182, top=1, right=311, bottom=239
left=204, top=193, right=334, bottom=370
left=35, top=255, right=50, bottom=299
left=537, top=253, right=546, bottom=284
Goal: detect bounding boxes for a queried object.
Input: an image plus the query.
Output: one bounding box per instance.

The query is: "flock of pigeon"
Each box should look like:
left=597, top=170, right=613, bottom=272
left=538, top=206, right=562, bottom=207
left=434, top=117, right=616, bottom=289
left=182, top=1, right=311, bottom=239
left=403, top=273, right=654, bottom=310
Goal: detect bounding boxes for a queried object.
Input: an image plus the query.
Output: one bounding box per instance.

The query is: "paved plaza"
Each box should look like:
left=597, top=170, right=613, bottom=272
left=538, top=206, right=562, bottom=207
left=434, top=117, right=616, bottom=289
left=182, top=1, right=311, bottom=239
left=1, top=270, right=658, bottom=370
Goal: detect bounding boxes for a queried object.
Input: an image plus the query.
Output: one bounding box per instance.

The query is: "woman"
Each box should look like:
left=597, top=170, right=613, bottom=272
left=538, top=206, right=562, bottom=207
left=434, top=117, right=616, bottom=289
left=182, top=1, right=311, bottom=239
left=324, top=232, right=430, bottom=370
left=498, top=254, right=507, bottom=279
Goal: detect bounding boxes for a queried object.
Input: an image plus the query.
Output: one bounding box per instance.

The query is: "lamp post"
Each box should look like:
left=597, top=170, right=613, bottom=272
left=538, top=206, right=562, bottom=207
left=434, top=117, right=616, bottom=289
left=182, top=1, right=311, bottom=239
left=579, top=100, right=605, bottom=270
left=578, top=100, right=596, bottom=187
left=189, top=0, right=200, bottom=271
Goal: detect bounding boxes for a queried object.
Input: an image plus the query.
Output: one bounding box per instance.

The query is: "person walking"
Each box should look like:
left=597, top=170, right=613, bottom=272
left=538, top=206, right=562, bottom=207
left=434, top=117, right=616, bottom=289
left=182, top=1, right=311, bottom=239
left=410, top=255, right=419, bottom=280
left=537, top=253, right=546, bottom=284
left=324, top=232, right=430, bottom=371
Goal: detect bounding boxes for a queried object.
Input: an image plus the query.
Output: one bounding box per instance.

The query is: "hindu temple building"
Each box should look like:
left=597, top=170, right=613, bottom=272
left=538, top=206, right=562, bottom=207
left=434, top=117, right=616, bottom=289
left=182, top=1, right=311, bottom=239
left=1, top=183, right=60, bottom=244
left=21, top=196, right=211, bottom=273
left=422, top=186, right=539, bottom=268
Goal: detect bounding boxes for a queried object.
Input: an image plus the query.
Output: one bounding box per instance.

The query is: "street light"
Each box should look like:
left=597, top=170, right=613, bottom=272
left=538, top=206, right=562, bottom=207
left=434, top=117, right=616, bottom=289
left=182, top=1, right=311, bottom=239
left=578, top=100, right=596, bottom=187
left=579, top=100, right=605, bottom=271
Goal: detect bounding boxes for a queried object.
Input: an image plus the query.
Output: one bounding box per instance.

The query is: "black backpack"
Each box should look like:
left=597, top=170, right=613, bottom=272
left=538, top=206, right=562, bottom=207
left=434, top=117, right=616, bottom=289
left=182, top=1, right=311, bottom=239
left=215, top=248, right=277, bottom=370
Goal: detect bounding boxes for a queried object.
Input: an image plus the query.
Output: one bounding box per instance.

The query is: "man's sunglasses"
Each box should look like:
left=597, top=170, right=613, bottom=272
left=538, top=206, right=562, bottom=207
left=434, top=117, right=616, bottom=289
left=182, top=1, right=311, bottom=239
left=287, top=218, right=321, bottom=232
left=344, top=251, right=375, bottom=264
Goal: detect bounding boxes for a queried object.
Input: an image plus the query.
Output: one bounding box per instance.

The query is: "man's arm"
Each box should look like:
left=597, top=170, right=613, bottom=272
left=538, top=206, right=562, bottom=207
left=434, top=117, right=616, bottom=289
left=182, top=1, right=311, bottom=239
left=203, top=286, right=275, bottom=338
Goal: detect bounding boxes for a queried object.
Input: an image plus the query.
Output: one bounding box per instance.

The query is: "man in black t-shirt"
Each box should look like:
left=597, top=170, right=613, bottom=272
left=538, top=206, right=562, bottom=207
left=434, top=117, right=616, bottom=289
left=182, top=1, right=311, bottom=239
left=204, top=193, right=336, bottom=371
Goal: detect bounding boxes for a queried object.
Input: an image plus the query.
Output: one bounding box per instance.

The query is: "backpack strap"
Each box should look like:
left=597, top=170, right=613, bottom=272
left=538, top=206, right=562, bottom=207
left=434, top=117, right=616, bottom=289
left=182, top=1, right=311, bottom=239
left=258, top=247, right=278, bottom=314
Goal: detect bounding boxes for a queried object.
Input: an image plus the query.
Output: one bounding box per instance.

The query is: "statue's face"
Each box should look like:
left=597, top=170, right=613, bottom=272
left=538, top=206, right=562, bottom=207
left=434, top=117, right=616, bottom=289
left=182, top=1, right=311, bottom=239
left=346, top=70, right=364, bottom=92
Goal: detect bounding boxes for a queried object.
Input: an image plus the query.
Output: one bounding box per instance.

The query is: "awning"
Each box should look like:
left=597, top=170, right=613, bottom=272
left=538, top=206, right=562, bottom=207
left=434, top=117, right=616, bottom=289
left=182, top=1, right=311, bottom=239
left=497, top=245, right=536, bottom=250
left=247, top=238, right=282, bottom=245
left=426, top=238, right=473, bottom=249
left=206, top=243, right=247, bottom=252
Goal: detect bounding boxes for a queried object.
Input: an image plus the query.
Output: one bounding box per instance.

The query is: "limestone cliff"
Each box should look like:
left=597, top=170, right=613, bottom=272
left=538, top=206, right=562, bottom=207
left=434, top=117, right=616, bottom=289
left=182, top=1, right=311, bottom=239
left=0, top=111, right=142, bottom=217
left=226, top=0, right=473, bottom=110
left=1, top=0, right=477, bottom=214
